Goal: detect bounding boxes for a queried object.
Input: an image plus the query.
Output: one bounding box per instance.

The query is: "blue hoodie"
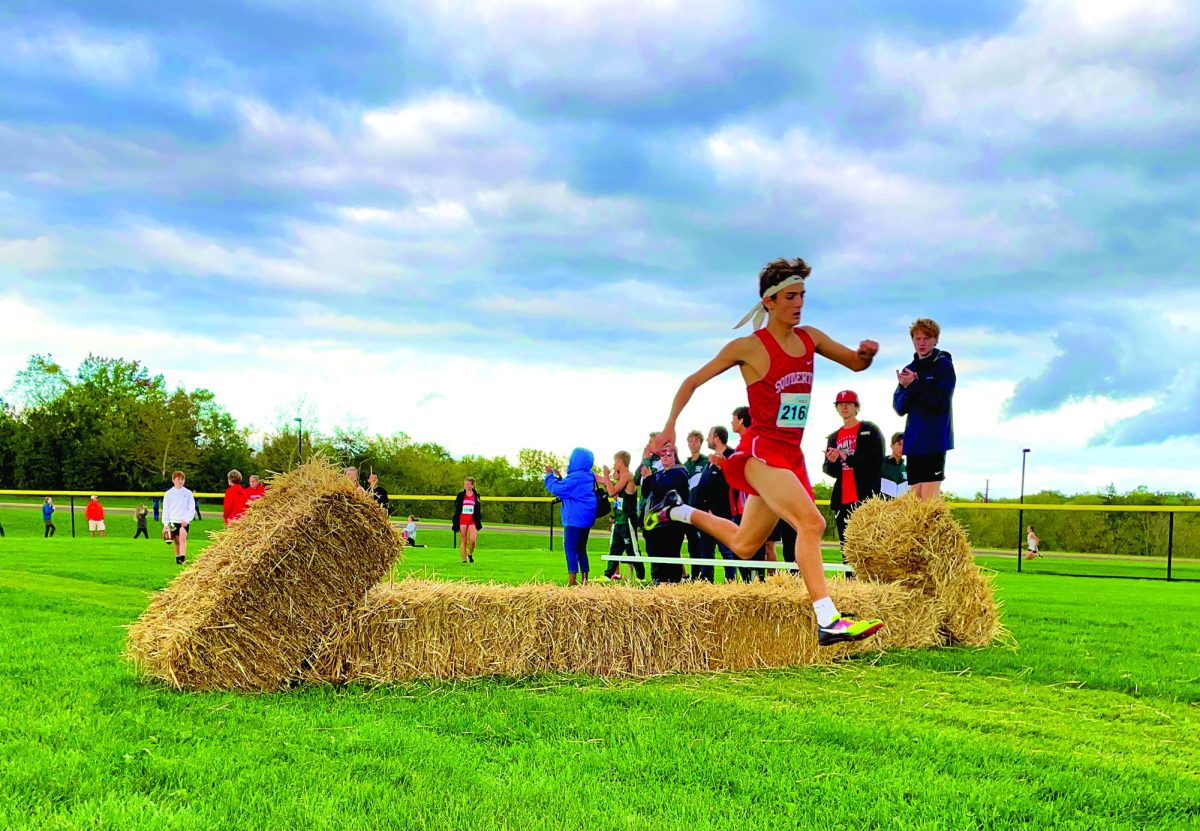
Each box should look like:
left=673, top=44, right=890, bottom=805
left=544, top=447, right=598, bottom=528
left=893, top=348, right=955, bottom=456
left=42, top=502, right=54, bottom=521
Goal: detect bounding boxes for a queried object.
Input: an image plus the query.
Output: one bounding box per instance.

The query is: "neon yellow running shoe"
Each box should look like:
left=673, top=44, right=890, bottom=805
left=818, top=615, right=883, bottom=646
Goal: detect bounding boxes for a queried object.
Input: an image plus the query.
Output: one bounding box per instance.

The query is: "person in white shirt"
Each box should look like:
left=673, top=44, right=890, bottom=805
left=162, top=470, right=196, bottom=565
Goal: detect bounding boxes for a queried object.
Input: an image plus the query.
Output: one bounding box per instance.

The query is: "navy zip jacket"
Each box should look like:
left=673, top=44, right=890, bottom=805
left=893, top=348, right=956, bottom=456
left=544, top=447, right=598, bottom=528
left=640, top=464, right=691, bottom=527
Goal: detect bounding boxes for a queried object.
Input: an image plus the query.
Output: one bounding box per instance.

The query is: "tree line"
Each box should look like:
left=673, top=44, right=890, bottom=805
left=1, top=354, right=1194, bottom=550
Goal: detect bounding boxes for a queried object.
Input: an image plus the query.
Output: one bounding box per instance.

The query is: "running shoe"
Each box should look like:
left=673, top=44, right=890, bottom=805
left=175, top=554, right=185, bottom=565
left=817, top=615, right=883, bottom=646
left=643, top=490, right=683, bottom=532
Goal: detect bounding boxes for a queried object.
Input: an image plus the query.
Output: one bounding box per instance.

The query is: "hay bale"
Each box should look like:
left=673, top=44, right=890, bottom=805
left=306, top=576, right=944, bottom=684
left=843, top=493, right=1003, bottom=646
left=126, top=460, right=403, bottom=691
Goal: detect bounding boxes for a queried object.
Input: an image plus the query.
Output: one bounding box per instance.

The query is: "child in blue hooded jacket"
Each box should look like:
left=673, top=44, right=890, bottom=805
left=544, top=448, right=599, bottom=586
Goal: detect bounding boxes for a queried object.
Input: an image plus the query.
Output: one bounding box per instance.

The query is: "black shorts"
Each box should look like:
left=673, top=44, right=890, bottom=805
left=168, top=522, right=188, bottom=539
left=907, top=453, right=946, bottom=485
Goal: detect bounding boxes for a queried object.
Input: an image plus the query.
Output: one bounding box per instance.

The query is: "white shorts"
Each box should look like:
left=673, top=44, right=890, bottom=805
left=89, top=520, right=106, bottom=532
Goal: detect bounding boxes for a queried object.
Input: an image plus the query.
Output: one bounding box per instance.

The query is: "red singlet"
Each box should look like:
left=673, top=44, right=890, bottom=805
left=724, top=328, right=816, bottom=499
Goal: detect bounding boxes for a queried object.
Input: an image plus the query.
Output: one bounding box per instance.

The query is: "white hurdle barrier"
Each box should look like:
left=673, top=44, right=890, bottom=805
left=601, top=555, right=853, bottom=573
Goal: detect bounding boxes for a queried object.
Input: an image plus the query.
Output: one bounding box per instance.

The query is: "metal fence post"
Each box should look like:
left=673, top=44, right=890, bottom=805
left=1167, top=512, right=1175, bottom=582
left=70, top=495, right=76, bottom=538
left=1016, top=507, right=1023, bottom=573
left=549, top=500, right=555, bottom=552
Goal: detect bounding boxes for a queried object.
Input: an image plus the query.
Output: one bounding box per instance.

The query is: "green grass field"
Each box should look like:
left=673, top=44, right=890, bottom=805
left=1, top=510, right=1198, bottom=830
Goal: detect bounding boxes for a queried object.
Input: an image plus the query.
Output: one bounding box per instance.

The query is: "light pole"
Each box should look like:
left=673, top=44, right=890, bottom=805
left=294, top=417, right=303, bottom=465
left=1017, top=448, right=1030, bottom=572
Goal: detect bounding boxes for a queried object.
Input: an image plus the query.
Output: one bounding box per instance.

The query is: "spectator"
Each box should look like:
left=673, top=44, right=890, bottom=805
left=403, top=516, right=426, bottom=548
left=134, top=504, right=150, bottom=539
left=728, top=406, right=767, bottom=582
left=822, top=390, right=885, bottom=554
left=42, top=497, right=56, bottom=538
left=367, top=472, right=390, bottom=515
left=344, top=466, right=365, bottom=493
left=691, top=426, right=737, bottom=582
left=162, top=470, right=196, bottom=566
left=453, top=477, right=483, bottom=564
left=894, top=318, right=955, bottom=500
left=880, top=433, right=907, bottom=498
left=640, top=442, right=690, bottom=583
left=602, top=451, right=644, bottom=582
left=682, top=430, right=709, bottom=568
left=223, top=469, right=249, bottom=525
left=245, top=474, right=266, bottom=503
left=86, top=495, right=106, bottom=538
left=544, top=448, right=599, bottom=586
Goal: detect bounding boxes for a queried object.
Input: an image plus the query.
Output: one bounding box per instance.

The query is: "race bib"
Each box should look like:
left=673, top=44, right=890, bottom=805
left=462, top=503, right=475, bottom=515
left=776, top=392, right=811, bottom=428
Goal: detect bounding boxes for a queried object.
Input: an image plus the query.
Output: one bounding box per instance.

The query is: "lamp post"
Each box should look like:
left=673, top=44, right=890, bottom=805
left=294, top=417, right=303, bottom=466
left=1017, top=448, right=1030, bottom=572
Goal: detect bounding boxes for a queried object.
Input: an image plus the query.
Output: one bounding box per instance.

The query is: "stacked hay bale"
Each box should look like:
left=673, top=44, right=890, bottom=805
left=126, top=461, right=402, bottom=691
left=843, top=493, right=1001, bottom=646
left=307, top=577, right=943, bottom=684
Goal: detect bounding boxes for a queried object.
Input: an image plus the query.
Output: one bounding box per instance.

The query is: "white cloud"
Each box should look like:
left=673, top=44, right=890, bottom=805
left=0, top=235, right=57, bottom=271
left=870, top=0, right=1200, bottom=138
left=0, top=20, right=157, bottom=85
left=408, top=0, right=755, bottom=99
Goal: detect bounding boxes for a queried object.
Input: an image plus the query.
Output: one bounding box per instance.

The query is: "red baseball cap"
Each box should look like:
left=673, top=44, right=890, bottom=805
left=834, top=390, right=859, bottom=405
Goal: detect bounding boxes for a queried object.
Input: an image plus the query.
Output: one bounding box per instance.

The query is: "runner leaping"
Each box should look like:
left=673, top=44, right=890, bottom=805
left=647, top=257, right=883, bottom=646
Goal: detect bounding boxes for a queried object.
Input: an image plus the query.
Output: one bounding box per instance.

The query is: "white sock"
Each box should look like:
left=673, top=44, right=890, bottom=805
left=669, top=504, right=695, bottom=524
left=812, top=596, right=839, bottom=628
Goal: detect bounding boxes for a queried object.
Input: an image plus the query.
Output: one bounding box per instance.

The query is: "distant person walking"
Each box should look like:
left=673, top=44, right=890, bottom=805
left=85, top=496, right=107, bottom=538
left=134, top=504, right=150, bottom=539
left=1025, top=525, right=1041, bottom=560
left=42, top=497, right=56, bottom=538
left=453, top=477, right=483, bottom=563
left=822, top=390, right=884, bottom=551
left=894, top=318, right=955, bottom=500
left=544, top=449, right=600, bottom=586
left=880, top=433, right=907, bottom=498
left=162, top=471, right=196, bottom=566
left=223, top=470, right=248, bottom=525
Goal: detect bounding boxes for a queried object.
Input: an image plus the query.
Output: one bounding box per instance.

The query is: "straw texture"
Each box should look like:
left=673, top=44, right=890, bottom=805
left=125, top=460, right=403, bottom=691
left=843, top=493, right=1002, bottom=646
left=306, top=576, right=943, bottom=683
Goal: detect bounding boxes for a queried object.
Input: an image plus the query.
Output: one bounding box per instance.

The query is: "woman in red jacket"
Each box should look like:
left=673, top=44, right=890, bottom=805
left=223, top=469, right=249, bottom=525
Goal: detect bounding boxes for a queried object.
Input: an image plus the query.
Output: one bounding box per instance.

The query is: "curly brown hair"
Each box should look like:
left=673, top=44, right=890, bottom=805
left=758, top=257, right=812, bottom=298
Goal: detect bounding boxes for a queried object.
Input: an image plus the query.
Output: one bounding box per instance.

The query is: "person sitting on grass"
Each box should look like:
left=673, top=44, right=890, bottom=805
left=544, top=448, right=599, bottom=587
left=162, top=471, right=195, bottom=566
left=403, top=516, right=427, bottom=548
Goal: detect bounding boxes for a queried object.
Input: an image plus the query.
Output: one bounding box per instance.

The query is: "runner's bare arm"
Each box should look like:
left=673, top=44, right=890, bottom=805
left=657, top=338, right=751, bottom=451
left=806, top=326, right=878, bottom=372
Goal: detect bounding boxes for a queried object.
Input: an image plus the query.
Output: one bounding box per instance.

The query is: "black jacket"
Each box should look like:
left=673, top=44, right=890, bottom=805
left=822, top=420, right=885, bottom=509
left=452, top=490, right=483, bottom=532
left=640, top=465, right=690, bottom=529
left=370, top=485, right=390, bottom=514
left=693, top=447, right=735, bottom=519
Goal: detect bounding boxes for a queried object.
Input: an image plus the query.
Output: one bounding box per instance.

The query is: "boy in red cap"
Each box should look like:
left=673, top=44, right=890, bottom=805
left=822, top=390, right=884, bottom=558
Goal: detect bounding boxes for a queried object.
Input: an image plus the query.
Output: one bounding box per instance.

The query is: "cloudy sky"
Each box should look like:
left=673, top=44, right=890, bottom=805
left=2, top=0, right=1198, bottom=497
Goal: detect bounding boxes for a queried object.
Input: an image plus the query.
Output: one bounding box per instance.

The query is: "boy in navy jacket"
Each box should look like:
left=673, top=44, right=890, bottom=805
left=893, top=318, right=955, bottom=500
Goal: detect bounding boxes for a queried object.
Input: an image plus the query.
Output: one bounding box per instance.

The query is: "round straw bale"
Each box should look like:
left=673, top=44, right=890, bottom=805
left=937, top=570, right=1002, bottom=646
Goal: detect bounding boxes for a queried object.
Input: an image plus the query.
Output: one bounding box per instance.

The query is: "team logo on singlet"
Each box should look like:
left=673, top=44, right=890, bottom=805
left=774, top=371, right=813, bottom=394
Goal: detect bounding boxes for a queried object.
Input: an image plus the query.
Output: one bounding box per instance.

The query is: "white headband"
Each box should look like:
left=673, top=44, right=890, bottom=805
left=733, top=274, right=806, bottom=330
